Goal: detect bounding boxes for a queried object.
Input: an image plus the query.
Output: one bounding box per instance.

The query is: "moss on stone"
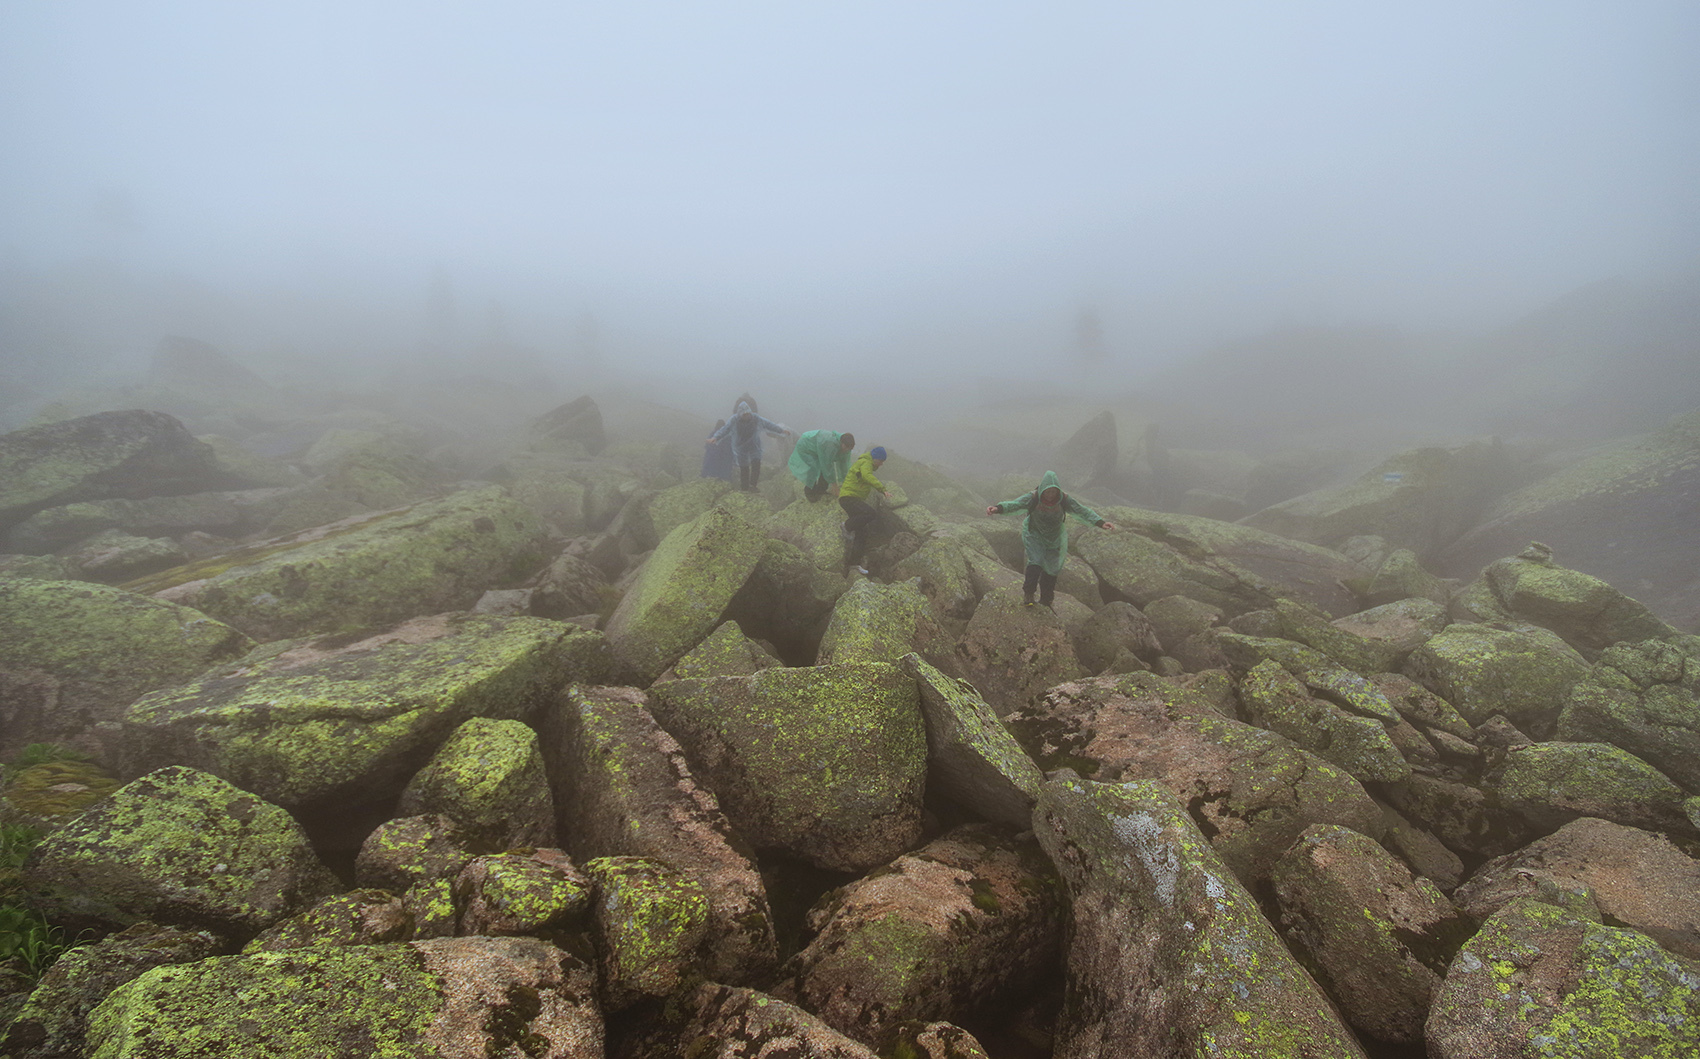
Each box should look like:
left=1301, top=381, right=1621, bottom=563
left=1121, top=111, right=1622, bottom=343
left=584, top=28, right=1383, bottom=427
left=1404, top=622, right=1591, bottom=734
left=1488, top=741, right=1689, bottom=833
left=397, top=716, right=553, bottom=848
left=584, top=856, right=710, bottom=1005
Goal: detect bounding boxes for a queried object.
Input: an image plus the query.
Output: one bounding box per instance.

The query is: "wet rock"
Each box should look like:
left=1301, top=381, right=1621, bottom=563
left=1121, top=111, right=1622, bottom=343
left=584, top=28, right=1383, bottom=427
left=127, top=486, right=548, bottom=641
left=882, top=1021, right=992, bottom=1059
left=541, top=685, right=778, bottom=985
left=1033, top=775, right=1368, bottom=1058
left=454, top=848, right=592, bottom=937
left=954, top=584, right=1085, bottom=716
left=85, top=935, right=604, bottom=1059
left=1403, top=621, right=1591, bottom=738
left=647, top=663, right=926, bottom=873
left=773, top=825, right=1063, bottom=1048
left=900, top=653, right=1044, bottom=829
left=583, top=856, right=710, bottom=1011
left=1230, top=598, right=1403, bottom=674
left=1334, top=597, right=1450, bottom=665
left=1236, top=659, right=1410, bottom=783
left=1452, top=817, right=1700, bottom=960
left=115, top=614, right=601, bottom=812
left=1359, top=547, right=1453, bottom=607
left=1374, top=798, right=1466, bottom=891
left=662, top=619, right=780, bottom=679
left=1270, top=824, right=1475, bottom=1043
left=645, top=477, right=736, bottom=543
left=243, top=888, right=412, bottom=953
left=1370, top=672, right=1476, bottom=741
left=354, top=814, right=480, bottom=894
left=1474, top=543, right=1678, bottom=659
left=1139, top=594, right=1228, bottom=671
left=23, top=766, right=339, bottom=938
left=890, top=536, right=980, bottom=620
left=1425, top=898, right=1700, bottom=1059
left=0, top=577, right=251, bottom=760
left=397, top=717, right=555, bottom=850
left=817, top=577, right=956, bottom=672
left=1006, top=672, right=1383, bottom=885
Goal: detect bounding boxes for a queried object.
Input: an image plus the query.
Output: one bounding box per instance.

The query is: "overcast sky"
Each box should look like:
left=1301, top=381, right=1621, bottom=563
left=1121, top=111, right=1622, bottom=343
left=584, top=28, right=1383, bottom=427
left=3, top=2, right=1698, bottom=374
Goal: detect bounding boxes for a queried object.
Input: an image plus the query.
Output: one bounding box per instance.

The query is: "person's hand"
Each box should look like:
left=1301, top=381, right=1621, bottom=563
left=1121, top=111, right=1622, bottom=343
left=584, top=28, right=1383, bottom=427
left=985, top=505, right=998, bottom=516
left=830, top=484, right=840, bottom=496
left=1100, top=521, right=1116, bottom=531
left=704, top=438, right=715, bottom=446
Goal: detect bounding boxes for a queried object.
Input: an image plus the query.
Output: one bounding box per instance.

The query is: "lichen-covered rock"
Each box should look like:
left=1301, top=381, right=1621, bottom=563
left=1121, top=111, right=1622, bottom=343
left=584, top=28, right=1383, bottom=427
left=1379, top=773, right=1533, bottom=859
left=526, top=394, right=607, bottom=455
left=61, top=530, right=189, bottom=583
left=660, top=619, right=779, bottom=680
left=0, top=922, right=220, bottom=1059
left=454, top=848, right=592, bottom=937
left=1071, top=600, right=1162, bottom=674
left=1006, top=673, right=1383, bottom=885
left=1452, top=817, right=1700, bottom=960
left=1237, top=659, right=1411, bottom=783
left=354, top=813, right=481, bottom=894
left=1139, top=594, right=1229, bottom=671
left=243, top=888, right=412, bottom=953
left=84, top=935, right=604, bottom=1059
left=583, top=856, right=709, bottom=1011
left=1557, top=639, right=1700, bottom=791
left=899, top=653, right=1044, bottom=829
left=954, top=585, right=1085, bottom=716
left=397, top=717, right=554, bottom=850
left=2, top=757, right=122, bottom=831
left=1370, top=671, right=1476, bottom=740
left=612, top=982, right=877, bottom=1059
left=1475, top=544, right=1679, bottom=659
left=889, top=537, right=980, bottom=620
left=1403, top=622, right=1591, bottom=737
left=1374, top=798, right=1466, bottom=891
left=1484, top=741, right=1692, bottom=835
left=528, top=550, right=610, bottom=620
left=647, top=663, right=926, bottom=873
left=1242, top=440, right=1513, bottom=559
left=115, top=614, right=602, bottom=811
left=1360, top=547, right=1453, bottom=607
left=604, top=506, right=768, bottom=684
left=772, top=824, right=1062, bottom=1049
left=1033, top=775, right=1368, bottom=1059
left=22, top=766, right=339, bottom=937
left=1425, top=898, right=1700, bottom=1059
left=722, top=536, right=847, bottom=661
left=1230, top=598, right=1404, bottom=675
left=0, top=578, right=252, bottom=760
left=817, top=578, right=955, bottom=672
left=1270, top=824, right=1475, bottom=1043
left=540, top=685, right=778, bottom=985
left=123, top=486, right=548, bottom=641
left=1332, top=595, right=1449, bottom=662
left=6, top=491, right=255, bottom=555
left=0, top=410, right=222, bottom=534
left=644, top=477, right=735, bottom=543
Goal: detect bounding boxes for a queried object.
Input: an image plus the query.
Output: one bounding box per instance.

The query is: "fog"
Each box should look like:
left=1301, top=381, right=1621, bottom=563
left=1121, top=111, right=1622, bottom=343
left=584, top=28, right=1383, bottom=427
left=4, top=2, right=1699, bottom=452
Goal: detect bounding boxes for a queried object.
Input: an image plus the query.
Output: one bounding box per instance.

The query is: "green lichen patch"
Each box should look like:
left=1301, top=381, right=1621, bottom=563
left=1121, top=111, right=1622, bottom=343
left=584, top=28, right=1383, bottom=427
left=3, top=759, right=121, bottom=827
left=900, top=653, right=1043, bottom=830
left=583, top=855, right=710, bottom=1008
left=1487, top=741, right=1691, bottom=835
left=1403, top=622, right=1591, bottom=736
left=818, top=579, right=947, bottom=667
left=397, top=716, right=554, bottom=850
left=1238, top=660, right=1410, bottom=784
left=667, top=620, right=780, bottom=680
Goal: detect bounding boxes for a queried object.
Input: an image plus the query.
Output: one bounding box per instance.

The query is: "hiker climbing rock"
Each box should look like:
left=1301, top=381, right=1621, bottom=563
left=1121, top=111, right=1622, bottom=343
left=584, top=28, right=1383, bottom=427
left=986, top=470, right=1114, bottom=607
left=839, top=445, right=890, bottom=576
left=707, top=401, right=792, bottom=493
left=788, top=430, right=856, bottom=502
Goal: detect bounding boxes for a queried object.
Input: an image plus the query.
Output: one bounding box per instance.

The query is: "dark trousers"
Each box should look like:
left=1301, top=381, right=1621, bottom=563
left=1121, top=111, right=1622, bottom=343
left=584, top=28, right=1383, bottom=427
left=1024, top=564, right=1058, bottom=605
left=738, top=459, right=762, bottom=492
left=840, top=496, right=876, bottom=566
left=804, top=476, right=830, bottom=502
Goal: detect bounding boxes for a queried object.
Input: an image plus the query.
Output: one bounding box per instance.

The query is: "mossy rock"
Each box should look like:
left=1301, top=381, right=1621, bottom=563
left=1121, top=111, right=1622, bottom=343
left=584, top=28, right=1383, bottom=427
left=1403, top=622, right=1591, bottom=737
left=396, top=716, right=554, bottom=850
left=900, top=653, right=1044, bottom=829
left=647, top=477, right=736, bottom=543
left=1238, top=660, right=1410, bottom=784
left=1361, top=547, right=1452, bottom=607
left=23, top=765, right=339, bottom=937
left=83, top=936, right=603, bottom=1059
left=116, top=614, right=601, bottom=811
left=665, top=619, right=780, bottom=679
left=1557, top=640, right=1700, bottom=792
left=123, top=486, right=547, bottom=641
left=1476, top=547, right=1679, bottom=660
left=583, top=855, right=710, bottom=1010
left=768, top=494, right=856, bottom=577
left=3, top=759, right=121, bottom=830
left=648, top=662, right=927, bottom=872
left=454, top=848, right=592, bottom=937
left=818, top=578, right=955, bottom=672
left=0, top=578, right=253, bottom=760
left=955, top=585, right=1085, bottom=716
left=243, top=888, right=412, bottom=953
left=1486, top=741, right=1692, bottom=835
left=604, top=505, right=769, bottom=684
left=1426, top=898, right=1700, bottom=1058
left=484, top=450, right=589, bottom=534
left=890, top=537, right=980, bottom=620
left=1330, top=596, right=1449, bottom=663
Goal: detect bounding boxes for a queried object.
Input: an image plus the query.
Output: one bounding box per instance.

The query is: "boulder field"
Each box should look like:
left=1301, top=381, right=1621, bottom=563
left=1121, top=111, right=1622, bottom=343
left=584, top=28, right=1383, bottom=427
left=2, top=402, right=1699, bottom=1058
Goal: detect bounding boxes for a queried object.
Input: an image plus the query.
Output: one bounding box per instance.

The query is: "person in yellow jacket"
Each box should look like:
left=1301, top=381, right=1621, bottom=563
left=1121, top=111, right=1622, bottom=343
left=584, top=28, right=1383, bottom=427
left=838, top=446, right=889, bottom=575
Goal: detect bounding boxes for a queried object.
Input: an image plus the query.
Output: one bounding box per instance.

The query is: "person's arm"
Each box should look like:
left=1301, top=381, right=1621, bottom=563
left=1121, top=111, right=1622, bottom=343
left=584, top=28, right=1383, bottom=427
left=756, top=415, right=790, bottom=438
left=986, top=492, right=1033, bottom=516
left=706, top=420, right=731, bottom=444
left=1065, top=495, right=1115, bottom=530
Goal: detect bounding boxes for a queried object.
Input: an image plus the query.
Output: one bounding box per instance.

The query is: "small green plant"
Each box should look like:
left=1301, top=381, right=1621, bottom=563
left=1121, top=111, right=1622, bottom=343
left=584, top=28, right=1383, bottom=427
left=8, top=743, right=92, bottom=770
left=0, top=902, right=80, bottom=983
left=0, top=821, right=42, bottom=872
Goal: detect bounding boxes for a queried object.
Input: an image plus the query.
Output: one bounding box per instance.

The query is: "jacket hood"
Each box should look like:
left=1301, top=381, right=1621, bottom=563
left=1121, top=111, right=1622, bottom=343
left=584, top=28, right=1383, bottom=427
left=1036, top=470, right=1063, bottom=500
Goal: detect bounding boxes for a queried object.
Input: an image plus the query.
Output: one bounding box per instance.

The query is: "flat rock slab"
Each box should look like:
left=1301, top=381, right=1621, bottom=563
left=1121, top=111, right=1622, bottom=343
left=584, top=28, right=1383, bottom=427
left=116, top=614, right=605, bottom=810
left=901, top=653, right=1043, bottom=829
left=648, top=663, right=927, bottom=872
left=84, top=935, right=604, bottom=1059
left=125, top=486, right=547, bottom=641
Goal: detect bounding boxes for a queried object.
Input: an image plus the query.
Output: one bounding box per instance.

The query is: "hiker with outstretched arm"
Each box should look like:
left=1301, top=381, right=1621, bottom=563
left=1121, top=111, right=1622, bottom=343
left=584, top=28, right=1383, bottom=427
left=986, top=469, right=1115, bottom=607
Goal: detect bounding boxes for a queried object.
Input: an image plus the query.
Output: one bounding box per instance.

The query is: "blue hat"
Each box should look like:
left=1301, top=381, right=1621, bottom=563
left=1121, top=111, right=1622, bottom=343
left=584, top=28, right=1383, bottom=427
left=870, top=446, right=887, bottom=460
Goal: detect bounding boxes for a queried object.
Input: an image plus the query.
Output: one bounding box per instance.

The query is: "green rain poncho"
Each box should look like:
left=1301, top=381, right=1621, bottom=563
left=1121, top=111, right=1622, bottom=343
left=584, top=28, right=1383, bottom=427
left=787, top=430, right=851, bottom=489
left=989, top=470, right=1107, bottom=575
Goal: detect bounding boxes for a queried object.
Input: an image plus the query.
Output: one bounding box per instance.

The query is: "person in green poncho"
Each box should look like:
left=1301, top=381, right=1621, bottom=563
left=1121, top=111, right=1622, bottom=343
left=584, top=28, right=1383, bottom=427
left=986, top=470, right=1116, bottom=607
left=787, top=430, right=855, bottom=502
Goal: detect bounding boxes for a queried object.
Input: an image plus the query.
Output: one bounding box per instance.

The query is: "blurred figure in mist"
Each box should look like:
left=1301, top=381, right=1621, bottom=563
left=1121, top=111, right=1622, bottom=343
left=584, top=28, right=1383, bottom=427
left=700, top=419, right=736, bottom=482
left=788, top=429, right=855, bottom=502
left=707, top=401, right=792, bottom=492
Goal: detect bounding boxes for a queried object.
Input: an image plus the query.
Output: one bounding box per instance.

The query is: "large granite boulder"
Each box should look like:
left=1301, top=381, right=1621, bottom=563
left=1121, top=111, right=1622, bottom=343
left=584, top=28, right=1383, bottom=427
left=603, top=505, right=768, bottom=684
left=645, top=476, right=736, bottom=543
left=816, top=578, right=955, bottom=671
left=0, top=578, right=252, bottom=760
left=0, top=410, right=222, bottom=534
left=1452, top=817, right=1700, bottom=961
left=1229, top=598, right=1404, bottom=674
left=1556, top=638, right=1700, bottom=791
left=613, top=983, right=878, bottom=1059
left=1071, top=600, right=1163, bottom=674
left=647, top=663, right=927, bottom=872
left=772, top=825, right=1062, bottom=1048
left=22, top=766, right=339, bottom=938
left=242, top=888, right=413, bottom=953
left=1236, top=659, right=1411, bottom=783
left=582, top=856, right=709, bottom=1011
left=954, top=584, right=1086, bottom=716
left=1425, top=898, right=1700, bottom=1059
left=1270, top=824, right=1475, bottom=1044
left=485, top=450, right=590, bottom=535
left=453, top=847, right=593, bottom=937
left=525, top=394, right=607, bottom=455
left=723, top=536, right=847, bottom=661
left=396, top=716, right=555, bottom=850
left=1331, top=596, right=1449, bottom=663
left=889, top=536, right=980, bottom=620
left=540, top=684, right=778, bottom=984
left=1484, top=741, right=1692, bottom=835
left=1007, top=673, right=1383, bottom=885
left=1243, top=439, right=1514, bottom=559
left=1469, top=543, right=1679, bottom=659
left=663, top=619, right=780, bottom=679
left=84, top=936, right=604, bottom=1059
left=123, top=486, right=547, bottom=641
left=1439, top=409, right=1700, bottom=631
left=1033, top=775, right=1368, bottom=1058
left=1403, top=622, right=1591, bottom=737
left=114, top=614, right=603, bottom=811
left=900, top=654, right=1044, bottom=828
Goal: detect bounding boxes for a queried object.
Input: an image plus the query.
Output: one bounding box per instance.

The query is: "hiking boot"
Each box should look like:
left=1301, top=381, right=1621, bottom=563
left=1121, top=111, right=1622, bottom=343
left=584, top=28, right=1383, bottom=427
left=1023, top=592, right=1035, bottom=606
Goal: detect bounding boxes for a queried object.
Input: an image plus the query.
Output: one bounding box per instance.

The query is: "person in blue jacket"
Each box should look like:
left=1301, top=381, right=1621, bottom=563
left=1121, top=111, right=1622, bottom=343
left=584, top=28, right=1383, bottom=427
left=700, top=419, right=736, bottom=482
left=707, top=401, right=793, bottom=492
left=986, top=470, right=1116, bottom=607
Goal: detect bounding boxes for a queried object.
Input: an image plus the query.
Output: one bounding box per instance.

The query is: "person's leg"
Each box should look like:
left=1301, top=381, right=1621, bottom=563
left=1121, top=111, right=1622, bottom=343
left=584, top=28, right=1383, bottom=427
left=1023, top=564, right=1041, bottom=605
left=748, top=458, right=761, bottom=491
left=804, top=476, right=827, bottom=502
left=1038, top=570, right=1059, bottom=607
left=840, top=497, right=874, bottom=568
